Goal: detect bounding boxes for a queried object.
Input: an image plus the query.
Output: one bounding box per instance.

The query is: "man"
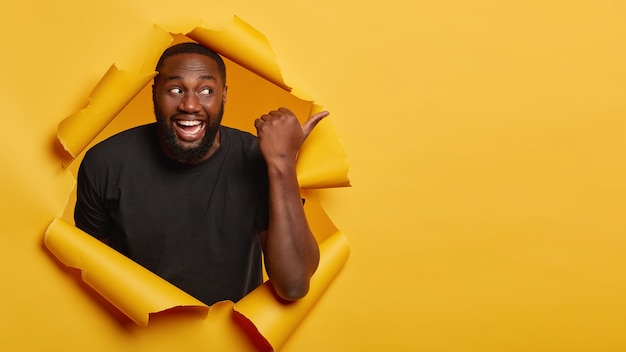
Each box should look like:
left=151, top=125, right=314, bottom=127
left=74, top=42, right=326, bottom=305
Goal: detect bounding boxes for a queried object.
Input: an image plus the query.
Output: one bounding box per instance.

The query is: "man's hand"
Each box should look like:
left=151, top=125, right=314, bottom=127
left=255, top=107, right=329, bottom=165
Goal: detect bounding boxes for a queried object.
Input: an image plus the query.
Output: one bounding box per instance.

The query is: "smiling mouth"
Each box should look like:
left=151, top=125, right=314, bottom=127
left=174, top=119, right=206, bottom=141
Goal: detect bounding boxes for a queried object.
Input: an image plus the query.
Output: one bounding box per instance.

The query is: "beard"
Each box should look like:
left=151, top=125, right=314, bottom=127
left=155, top=103, right=224, bottom=164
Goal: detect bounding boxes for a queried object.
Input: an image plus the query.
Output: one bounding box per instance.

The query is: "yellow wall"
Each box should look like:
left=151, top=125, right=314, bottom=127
left=2, top=0, right=626, bottom=350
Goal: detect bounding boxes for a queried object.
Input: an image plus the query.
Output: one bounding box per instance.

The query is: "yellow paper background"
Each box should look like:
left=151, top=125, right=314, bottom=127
left=2, top=1, right=626, bottom=351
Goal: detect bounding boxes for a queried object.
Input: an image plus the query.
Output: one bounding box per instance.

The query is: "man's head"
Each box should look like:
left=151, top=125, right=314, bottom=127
left=155, top=42, right=226, bottom=85
left=153, top=42, right=228, bottom=164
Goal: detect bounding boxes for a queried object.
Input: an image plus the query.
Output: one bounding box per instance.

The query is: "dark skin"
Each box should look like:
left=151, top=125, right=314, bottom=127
left=256, top=107, right=327, bottom=300
left=153, top=53, right=327, bottom=300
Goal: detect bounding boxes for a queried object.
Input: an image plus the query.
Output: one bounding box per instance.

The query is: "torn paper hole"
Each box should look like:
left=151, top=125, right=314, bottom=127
left=51, top=16, right=350, bottom=351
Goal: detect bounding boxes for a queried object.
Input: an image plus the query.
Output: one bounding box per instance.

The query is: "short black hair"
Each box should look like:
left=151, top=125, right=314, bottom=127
left=154, top=42, right=226, bottom=84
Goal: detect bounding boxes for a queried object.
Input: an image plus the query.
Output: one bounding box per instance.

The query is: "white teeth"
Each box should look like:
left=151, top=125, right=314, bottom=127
left=177, top=120, right=202, bottom=126
left=181, top=125, right=202, bottom=135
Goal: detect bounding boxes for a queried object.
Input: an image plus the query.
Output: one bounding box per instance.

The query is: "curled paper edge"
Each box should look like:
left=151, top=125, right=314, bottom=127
left=297, top=104, right=351, bottom=189
left=57, top=25, right=172, bottom=159
left=44, top=218, right=209, bottom=327
left=43, top=198, right=349, bottom=352
left=57, top=66, right=157, bottom=159
left=235, top=230, right=350, bottom=350
left=234, top=198, right=351, bottom=350
left=188, top=16, right=291, bottom=91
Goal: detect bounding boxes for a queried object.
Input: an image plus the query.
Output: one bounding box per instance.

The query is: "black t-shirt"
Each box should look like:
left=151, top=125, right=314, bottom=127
left=75, top=124, right=269, bottom=305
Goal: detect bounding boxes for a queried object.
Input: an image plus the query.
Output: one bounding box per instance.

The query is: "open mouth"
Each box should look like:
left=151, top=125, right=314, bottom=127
left=174, top=119, right=206, bottom=142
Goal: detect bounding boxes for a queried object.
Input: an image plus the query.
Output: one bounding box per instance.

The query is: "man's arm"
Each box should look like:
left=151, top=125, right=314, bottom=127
left=255, top=107, right=329, bottom=301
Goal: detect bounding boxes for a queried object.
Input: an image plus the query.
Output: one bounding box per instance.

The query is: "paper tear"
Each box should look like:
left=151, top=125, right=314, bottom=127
left=44, top=218, right=209, bottom=326
left=234, top=198, right=350, bottom=350
left=297, top=104, right=351, bottom=189
left=51, top=16, right=350, bottom=350
left=57, top=25, right=172, bottom=160
left=231, top=309, right=274, bottom=352
left=235, top=229, right=350, bottom=350
left=57, top=66, right=156, bottom=159
left=44, top=199, right=349, bottom=350
left=187, top=16, right=291, bottom=91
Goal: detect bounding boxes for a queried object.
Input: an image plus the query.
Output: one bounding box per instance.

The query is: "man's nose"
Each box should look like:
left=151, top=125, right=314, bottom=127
left=179, top=93, right=201, bottom=113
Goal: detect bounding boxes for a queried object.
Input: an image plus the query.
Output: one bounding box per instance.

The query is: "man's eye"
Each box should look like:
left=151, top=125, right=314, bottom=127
left=199, top=88, right=213, bottom=95
left=168, top=88, right=183, bottom=94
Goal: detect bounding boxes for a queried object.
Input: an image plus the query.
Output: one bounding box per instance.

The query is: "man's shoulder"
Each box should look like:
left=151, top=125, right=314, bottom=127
left=83, top=124, right=156, bottom=163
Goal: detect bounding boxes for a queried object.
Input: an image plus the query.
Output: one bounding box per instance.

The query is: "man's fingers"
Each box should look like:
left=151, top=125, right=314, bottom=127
left=257, top=108, right=330, bottom=138
left=302, top=111, right=330, bottom=137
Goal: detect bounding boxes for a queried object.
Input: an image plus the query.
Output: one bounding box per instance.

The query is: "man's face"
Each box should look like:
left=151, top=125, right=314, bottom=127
left=153, top=53, right=227, bottom=164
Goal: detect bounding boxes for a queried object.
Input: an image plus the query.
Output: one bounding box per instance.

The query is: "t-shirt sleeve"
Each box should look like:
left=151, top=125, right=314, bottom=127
left=74, top=157, right=112, bottom=242
left=252, top=141, right=270, bottom=235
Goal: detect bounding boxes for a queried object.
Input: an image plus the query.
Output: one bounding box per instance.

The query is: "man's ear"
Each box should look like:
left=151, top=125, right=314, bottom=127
left=222, top=85, right=228, bottom=104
